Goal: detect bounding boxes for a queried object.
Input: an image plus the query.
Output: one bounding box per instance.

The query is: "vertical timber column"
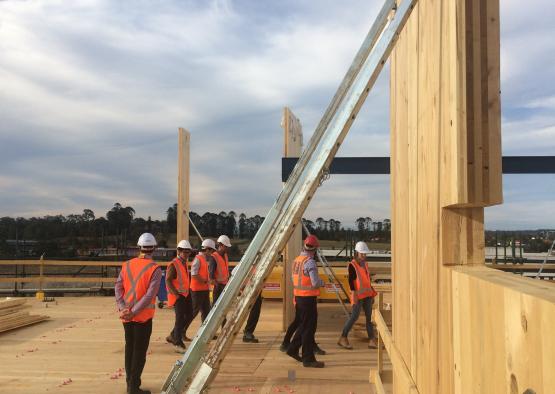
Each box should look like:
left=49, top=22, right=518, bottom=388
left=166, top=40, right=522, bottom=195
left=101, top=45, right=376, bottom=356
left=282, top=107, right=303, bottom=330
left=177, top=128, right=191, bottom=243
left=390, top=0, right=502, bottom=393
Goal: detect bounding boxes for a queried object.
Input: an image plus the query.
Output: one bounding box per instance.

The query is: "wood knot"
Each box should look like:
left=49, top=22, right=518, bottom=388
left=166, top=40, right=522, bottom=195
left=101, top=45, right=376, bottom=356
left=521, top=314, right=528, bottom=333
left=510, top=374, right=518, bottom=394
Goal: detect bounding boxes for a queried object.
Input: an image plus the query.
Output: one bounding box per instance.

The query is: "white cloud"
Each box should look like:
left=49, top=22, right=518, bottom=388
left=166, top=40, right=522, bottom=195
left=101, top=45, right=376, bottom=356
left=0, top=0, right=553, bottom=230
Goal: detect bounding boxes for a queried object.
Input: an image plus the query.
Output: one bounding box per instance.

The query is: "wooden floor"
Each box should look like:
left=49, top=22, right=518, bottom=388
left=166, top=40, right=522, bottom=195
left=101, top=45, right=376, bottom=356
left=0, top=297, right=389, bottom=393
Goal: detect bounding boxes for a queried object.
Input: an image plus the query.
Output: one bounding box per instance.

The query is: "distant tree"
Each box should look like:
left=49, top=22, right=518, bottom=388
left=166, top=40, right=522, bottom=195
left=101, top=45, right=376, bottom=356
left=365, top=217, right=372, bottom=233
left=238, top=213, right=247, bottom=238
left=107, top=203, right=135, bottom=234
left=166, top=203, right=177, bottom=232
left=82, top=209, right=95, bottom=222
left=356, top=217, right=366, bottom=234
left=226, top=211, right=237, bottom=238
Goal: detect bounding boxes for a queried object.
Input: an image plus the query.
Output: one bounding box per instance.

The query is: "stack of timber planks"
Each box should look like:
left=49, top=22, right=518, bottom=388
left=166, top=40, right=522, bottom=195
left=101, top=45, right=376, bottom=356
left=0, top=298, right=48, bottom=333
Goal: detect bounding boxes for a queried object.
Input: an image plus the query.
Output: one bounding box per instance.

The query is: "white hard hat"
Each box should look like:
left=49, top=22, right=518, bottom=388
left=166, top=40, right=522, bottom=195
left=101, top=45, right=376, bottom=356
left=201, top=238, right=216, bottom=250
left=137, top=233, right=157, bottom=248
left=355, top=241, right=371, bottom=254
left=217, top=235, right=232, bottom=247
left=177, top=240, right=192, bottom=250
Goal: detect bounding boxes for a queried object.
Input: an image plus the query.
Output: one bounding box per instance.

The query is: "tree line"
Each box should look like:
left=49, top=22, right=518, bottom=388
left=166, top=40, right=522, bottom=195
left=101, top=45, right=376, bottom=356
left=0, top=202, right=391, bottom=258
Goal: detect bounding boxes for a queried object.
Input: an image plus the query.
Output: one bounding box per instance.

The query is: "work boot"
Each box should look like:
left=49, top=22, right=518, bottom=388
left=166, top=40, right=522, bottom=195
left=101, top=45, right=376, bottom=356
left=174, top=344, right=186, bottom=354
left=129, top=388, right=151, bottom=394
left=165, top=335, right=175, bottom=345
left=242, top=332, right=259, bottom=343
left=314, top=343, right=326, bottom=355
left=337, top=336, right=353, bottom=349
left=368, top=338, right=378, bottom=349
left=279, top=343, right=289, bottom=353
left=303, top=360, right=325, bottom=368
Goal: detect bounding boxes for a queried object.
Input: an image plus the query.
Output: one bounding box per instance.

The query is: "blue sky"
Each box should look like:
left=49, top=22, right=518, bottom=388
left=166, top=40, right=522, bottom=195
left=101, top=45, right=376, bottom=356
left=0, top=0, right=554, bottom=230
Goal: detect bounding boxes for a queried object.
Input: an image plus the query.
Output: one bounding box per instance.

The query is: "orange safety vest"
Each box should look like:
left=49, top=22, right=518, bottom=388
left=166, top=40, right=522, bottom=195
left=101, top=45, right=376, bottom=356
left=190, top=254, right=210, bottom=291
left=213, top=252, right=230, bottom=285
left=292, top=255, right=320, bottom=297
left=349, top=259, right=377, bottom=304
left=166, top=257, right=190, bottom=306
left=121, top=257, right=159, bottom=323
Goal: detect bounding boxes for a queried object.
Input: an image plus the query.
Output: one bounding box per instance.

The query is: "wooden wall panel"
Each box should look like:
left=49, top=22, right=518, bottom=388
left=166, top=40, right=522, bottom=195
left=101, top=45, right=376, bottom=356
left=452, top=266, right=555, bottom=394
left=390, top=0, right=502, bottom=393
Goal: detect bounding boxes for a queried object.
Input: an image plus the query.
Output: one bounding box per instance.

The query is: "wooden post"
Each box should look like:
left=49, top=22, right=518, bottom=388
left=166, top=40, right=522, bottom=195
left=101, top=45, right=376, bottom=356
left=377, top=292, right=384, bottom=374
left=177, top=128, right=191, bottom=243
left=36, top=254, right=44, bottom=301
left=282, top=107, right=303, bottom=330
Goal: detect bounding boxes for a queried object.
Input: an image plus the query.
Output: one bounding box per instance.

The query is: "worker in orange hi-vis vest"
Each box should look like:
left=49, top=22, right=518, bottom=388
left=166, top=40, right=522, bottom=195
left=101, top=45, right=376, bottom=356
left=338, top=241, right=378, bottom=350
left=165, top=239, right=193, bottom=354
left=210, top=235, right=231, bottom=328
left=285, top=235, right=326, bottom=368
left=183, top=238, right=216, bottom=337
left=115, top=232, right=162, bottom=394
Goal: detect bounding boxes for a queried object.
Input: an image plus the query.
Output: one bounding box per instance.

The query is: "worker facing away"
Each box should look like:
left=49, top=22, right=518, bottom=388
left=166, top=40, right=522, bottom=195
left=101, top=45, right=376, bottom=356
left=183, top=238, right=216, bottom=335
left=115, top=232, right=161, bottom=394
left=286, top=235, right=326, bottom=368
left=338, top=241, right=378, bottom=350
left=165, top=240, right=193, bottom=354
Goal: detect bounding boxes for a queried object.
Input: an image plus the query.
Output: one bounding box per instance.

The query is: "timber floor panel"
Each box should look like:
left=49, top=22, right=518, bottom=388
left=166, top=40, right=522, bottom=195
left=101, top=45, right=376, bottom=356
left=0, top=297, right=389, bottom=394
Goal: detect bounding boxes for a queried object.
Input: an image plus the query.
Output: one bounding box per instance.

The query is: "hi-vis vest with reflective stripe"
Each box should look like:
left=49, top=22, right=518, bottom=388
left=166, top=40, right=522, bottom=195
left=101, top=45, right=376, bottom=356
left=121, top=257, right=159, bottom=322
left=292, top=255, right=320, bottom=297
left=190, top=254, right=210, bottom=291
left=166, top=257, right=189, bottom=306
left=213, top=252, right=230, bottom=285
left=349, top=259, right=377, bottom=304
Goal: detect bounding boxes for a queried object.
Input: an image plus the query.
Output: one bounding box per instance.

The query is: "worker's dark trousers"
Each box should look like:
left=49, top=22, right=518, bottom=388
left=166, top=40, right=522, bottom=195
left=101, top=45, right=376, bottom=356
left=212, top=282, right=227, bottom=327
left=123, top=319, right=152, bottom=391
left=289, top=296, right=318, bottom=362
left=189, top=290, right=211, bottom=325
left=282, top=305, right=320, bottom=349
left=244, top=294, right=262, bottom=334
left=341, top=297, right=374, bottom=339
left=172, top=294, right=192, bottom=345
left=282, top=305, right=301, bottom=346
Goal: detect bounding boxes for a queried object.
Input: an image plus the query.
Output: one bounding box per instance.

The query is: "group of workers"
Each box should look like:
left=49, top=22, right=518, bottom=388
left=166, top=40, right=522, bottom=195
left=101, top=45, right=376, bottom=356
left=115, top=231, right=378, bottom=393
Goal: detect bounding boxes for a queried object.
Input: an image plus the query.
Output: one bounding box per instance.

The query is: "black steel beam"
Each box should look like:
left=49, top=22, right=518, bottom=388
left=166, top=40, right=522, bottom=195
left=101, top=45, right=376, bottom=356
left=282, top=156, right=555, bottom=181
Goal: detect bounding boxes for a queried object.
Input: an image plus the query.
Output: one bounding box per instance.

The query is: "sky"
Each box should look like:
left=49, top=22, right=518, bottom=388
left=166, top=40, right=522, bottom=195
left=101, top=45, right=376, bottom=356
left=0, top=0, right=554, bottom=230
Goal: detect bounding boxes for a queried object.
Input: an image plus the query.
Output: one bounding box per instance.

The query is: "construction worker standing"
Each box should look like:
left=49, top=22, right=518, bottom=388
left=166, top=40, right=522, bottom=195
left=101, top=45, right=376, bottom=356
left=115, top=232, right=161, bottom=394
left=286, top=235, right=325, bottom=368
left=338, top=241, right=378, bottom=350
left=184, top=238, right=215, bottom=333
left=211, top=235, right=231, bottom=305
left=165, top=240, right=193, bottom=354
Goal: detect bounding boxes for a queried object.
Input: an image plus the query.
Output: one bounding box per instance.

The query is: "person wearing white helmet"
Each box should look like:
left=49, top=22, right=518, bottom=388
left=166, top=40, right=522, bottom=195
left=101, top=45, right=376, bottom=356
left=183, top=238, right=216, bottom=335
left=338, top=241, right=378, bottom=350
left=115, top=232, right=161, bottom=394
left=165, top=240, right=193, bottom=354
left=210, top=235, right=232, bottom=327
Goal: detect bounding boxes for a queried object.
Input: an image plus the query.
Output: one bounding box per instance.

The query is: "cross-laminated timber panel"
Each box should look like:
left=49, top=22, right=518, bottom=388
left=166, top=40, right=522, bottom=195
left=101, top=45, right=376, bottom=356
left=391, top=0, right=499, bottom=392
left=390, top=0, right=555, bottom=393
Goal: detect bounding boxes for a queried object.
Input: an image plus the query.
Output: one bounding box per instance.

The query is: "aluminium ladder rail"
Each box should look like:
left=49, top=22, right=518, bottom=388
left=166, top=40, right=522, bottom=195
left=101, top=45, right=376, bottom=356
left=161, top=1, right=416, bottom=392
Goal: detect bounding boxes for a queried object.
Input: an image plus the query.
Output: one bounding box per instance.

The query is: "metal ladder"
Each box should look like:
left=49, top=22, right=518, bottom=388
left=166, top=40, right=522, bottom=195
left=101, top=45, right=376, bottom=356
left=161, top=1, right=416, bottom=392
